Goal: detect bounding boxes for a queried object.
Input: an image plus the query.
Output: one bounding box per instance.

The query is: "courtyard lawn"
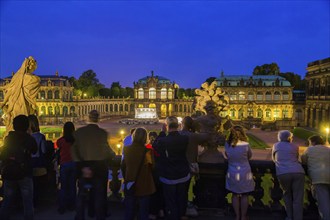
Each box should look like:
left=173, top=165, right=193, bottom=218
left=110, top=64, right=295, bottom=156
left=292, top=127, right=325, bottom=141
left=247, top=133, right=269, bottom=149
left=0, top=126, right=62, bottom=138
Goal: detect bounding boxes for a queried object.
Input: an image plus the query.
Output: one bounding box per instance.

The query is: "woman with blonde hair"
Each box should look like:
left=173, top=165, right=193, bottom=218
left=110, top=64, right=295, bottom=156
left=225, top=126, right=254, bottom=220
left=123, top=127, right=156, bottom=220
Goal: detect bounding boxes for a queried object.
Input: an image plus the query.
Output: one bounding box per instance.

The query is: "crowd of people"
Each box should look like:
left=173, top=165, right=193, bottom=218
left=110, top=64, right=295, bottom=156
left=0, top=110, right=329, bottom=220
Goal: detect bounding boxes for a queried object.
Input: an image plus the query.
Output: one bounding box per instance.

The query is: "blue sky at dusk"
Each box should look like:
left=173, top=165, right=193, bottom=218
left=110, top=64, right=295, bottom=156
left=0, top=1, right=329, bottom=88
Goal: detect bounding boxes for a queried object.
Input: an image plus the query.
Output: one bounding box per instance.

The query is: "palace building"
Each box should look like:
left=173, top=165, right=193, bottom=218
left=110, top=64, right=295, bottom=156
left=215, top=75, right=303, bottom=128
left=305, top=57, right=330, bottom=129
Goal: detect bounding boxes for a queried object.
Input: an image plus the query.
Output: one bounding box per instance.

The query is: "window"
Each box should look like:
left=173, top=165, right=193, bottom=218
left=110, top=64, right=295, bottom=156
left=238, top=108, right=244, bottom=119
left=230, top=109, right=236, bottom=118
left=274, top=91, right=280, bottom=100
left=48, top=106, right=53, bottom=115
left=40, top=91, right=45, bottom=99
left=274, top=109, right=280, bottom=118
left=138, top=88, right=144, bottom=99
left=149, top=88, right=156, bottom=99
left=265, top=108, right=271, bottom=118
left=283, top=91, right=289, bottom=100
left=47, top=91, right=53, bottom=99
left=257, top=108, right=262, bottom=118
left=256, top=92, right=263, bottom=101
left=265, top=92, right=272, bottom=100
left=230, top=92, right=237, bottom=100
left=161, top=88, right=167, bottom=99
left=248, top=92, right=254, bottom=101
left=55, top=90, right=60, bottom=99
left=247, top=108, right=254, bottom=117
left=282, top=109, right=289, bottom=118
left=238, top=92, right=245, bottom=100
left=168, top=89, right=173, bottom=99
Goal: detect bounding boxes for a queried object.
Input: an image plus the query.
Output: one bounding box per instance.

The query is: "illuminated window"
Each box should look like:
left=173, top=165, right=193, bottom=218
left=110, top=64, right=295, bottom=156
left=48, top=106, right=53, bottom=115
left=149, top=103, right=156, bottom=108
left=230, top=109, right=236, bottom=118
left=283, top=91, right=289, bottom=100
left=138, top=88, right=144, bottom=99
left=149, top=88, right=156, bottom=99
left=248, top=92, right=254, bottom=101
left=161, top=88, right=167, bottom=99
left=230, top=92, right=237, bottom=100
left=238, top=92, right=245, bottom=100
left=274, top=109, right=280, bottom=118
left=283, top=109, right=289, bottom=118
left=247, top=108, right=254, bottom=117
left=238, top=108, right=244, bottom=119
left=138, top=104, right=144, bottom=108
left=265, top=108, right=271, bottom=118
left=257, top=108, right=262, bottom=118
left=256, top=92, right=263, bottom=100
left=168, top=88, right=173, bottom=99
left=274, top=91, right=280, bottom=100
left=41, top=106, right=46, bottom=115
left=265, top=92, right=272, bottom=100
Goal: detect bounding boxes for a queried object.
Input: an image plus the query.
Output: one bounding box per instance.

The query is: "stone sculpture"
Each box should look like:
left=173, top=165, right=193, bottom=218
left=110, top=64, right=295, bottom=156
left=1, top=56, right=40, bottom=137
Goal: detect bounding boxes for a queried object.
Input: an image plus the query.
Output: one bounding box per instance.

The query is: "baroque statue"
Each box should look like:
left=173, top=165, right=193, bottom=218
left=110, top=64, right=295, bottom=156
left=193, top=81, right=231, bottom=163
left=1, top=56, right=40, bottom=137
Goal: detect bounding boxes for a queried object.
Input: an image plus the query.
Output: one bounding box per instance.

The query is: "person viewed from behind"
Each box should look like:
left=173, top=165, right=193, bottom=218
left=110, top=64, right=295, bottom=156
left=301, top=135, right=330, bottom=220
left=0, top=115, right=38, bottom=220
left=153, top=116, right=190, bottom=220
left=71, top=110, right=115, bottom=220
left=121, top=128, right=136, bottom=175
left=56, top=121, right=76, bottom=214
left=28, top=114, right=48, bottom=207
left=225, top=126, right=255, bottom=220
left=148, top=131, right=164, bottom=220
left=180, top=116, right=209, bottom=217
left=123, top=128, right=156, bottom=220
left=272, top=130, right=305, bottom=220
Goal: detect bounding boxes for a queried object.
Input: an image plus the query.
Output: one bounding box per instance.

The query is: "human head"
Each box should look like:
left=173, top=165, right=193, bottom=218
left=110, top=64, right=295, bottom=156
left=13, top=115, right=30, bottom=132
left=277, top=130, right=293, bottom=142
left=130, top=128, right=136, bottom=135
left=132, top=127, right=148, bottom=145
left=182, top=116, right=195, bottom=132
left=308, top=135, right=325, bottom=146
left=166, top=116, right=179, bottom=130
left=89, top=110, right=99, bottom=123
left=227, top=125, right=248, bottom=147
left=28, top=114, right=40, bottom=132
left=63, top=121, right=75, bottom=137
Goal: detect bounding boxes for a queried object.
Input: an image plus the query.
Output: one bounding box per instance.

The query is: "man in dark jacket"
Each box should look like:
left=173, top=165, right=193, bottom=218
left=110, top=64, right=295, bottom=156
left=153, top=116, right=190, bottom=220
left=71, top=110, right=115, bottom=220
left=0, top=115, right=38, bottom=220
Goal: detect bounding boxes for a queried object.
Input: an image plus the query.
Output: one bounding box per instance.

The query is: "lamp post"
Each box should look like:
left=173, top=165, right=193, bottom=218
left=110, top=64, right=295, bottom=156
left=326, top=127, right=329, bottom=145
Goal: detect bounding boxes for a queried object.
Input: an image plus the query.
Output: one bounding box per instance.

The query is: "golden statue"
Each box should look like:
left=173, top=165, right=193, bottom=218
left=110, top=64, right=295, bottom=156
left=1, top=56, right=40, bottom=136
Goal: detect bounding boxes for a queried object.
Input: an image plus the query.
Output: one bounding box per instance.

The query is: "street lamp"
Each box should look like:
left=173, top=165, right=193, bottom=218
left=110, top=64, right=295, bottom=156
left=325, top=127, right=329, bottom=145
left=83, top=93, right=87, bottom=98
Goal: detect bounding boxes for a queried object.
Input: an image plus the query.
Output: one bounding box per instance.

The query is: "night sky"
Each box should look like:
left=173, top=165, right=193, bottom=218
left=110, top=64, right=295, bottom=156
left=0, top=1, right=329, bottom=88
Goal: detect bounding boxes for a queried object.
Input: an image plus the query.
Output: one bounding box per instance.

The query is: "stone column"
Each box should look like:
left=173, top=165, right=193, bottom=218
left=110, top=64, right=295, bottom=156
left=322, top=109, right=327, bottom=123
left=309, top=108, right=314, bottom=128
left=315, top=108, right=320, bottom=128
left=305, top=107, right=309, bottom=126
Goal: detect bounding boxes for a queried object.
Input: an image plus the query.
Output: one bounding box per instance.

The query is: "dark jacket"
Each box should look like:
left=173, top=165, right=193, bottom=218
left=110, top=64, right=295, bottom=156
left=153, top=131, right=190, bottom=180
left=0, top=131, right=38, bottom=177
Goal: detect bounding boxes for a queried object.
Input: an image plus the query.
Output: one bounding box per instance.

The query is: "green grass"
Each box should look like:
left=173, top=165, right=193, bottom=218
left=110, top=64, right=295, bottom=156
left=292, top=127, right=324, bottom=141
left=0, top=126, right=62, bottom=138
left=247, top=133, right=269, bottom=149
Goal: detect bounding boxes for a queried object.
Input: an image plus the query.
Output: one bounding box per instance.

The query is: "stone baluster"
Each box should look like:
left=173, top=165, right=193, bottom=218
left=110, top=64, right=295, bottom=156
left=270, top=165, right=283, bottom=212
left=250, top=161, right=265, bottom=209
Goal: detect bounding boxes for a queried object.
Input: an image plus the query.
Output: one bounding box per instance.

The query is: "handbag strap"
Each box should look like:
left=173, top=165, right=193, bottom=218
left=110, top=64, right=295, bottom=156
left=132, top=148, right=147, bottom=182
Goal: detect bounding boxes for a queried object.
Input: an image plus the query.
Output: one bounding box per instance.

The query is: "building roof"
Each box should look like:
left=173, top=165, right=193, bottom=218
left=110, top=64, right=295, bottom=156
left=137, top=74, right=172, bottom=85
left=217, top=75, right=291, bottom=86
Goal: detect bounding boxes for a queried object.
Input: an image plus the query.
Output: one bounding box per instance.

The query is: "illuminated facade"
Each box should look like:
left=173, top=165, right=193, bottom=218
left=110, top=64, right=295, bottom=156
left=305, top=57, right=330, bottom=129
left=216, top=75, right=303, bottom=127
left=0, top=71, right=193, bottom=124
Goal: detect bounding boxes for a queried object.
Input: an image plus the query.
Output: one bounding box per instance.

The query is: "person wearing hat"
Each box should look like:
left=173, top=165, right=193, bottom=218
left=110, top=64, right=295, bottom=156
left=71, top=110, right=115, bottom=220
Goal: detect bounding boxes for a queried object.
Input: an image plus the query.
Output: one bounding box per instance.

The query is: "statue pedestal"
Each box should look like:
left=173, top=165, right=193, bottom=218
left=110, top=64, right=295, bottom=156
left=198, top=147, right=225, bottom=163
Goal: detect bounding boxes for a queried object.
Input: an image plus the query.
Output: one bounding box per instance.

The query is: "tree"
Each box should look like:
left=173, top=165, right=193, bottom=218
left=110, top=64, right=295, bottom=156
left=177, top=88, right=185, bottom=99
left=253, top=63, right=280, bottom=75
left=120, top=88, right=127, bottom=97
left=279, top=72, right=305, bottom=90
left=110, top=82, right=121, bottom=97
left=99, top=88, right=112, bottom=97
left=205, top=77, right=217, bottom=85
left=76, top=70, right=104, bottom=97
left=125, top=87, right=134, bottom=98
